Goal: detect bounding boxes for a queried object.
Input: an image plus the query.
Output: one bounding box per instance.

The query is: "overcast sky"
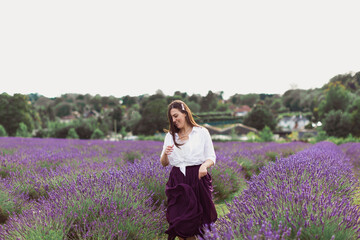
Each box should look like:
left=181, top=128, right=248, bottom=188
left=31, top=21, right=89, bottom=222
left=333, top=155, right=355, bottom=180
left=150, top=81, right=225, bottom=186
left=1, top=1, right=359, bottom=100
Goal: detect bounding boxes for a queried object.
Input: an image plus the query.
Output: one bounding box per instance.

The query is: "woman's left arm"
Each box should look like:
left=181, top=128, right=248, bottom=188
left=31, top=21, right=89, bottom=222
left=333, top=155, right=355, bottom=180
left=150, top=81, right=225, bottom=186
left=199, top=128, right=216, bottom=179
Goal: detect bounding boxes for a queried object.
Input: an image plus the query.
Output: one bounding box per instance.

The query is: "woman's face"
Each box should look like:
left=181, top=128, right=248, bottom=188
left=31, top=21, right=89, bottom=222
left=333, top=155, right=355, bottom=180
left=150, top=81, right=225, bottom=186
left=170, top=108, right=187, bottom=130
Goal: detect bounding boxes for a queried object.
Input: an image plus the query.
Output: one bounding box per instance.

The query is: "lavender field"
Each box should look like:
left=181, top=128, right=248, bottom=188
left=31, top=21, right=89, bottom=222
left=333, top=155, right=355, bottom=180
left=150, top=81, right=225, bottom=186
left=0, top=137, right=359, bottom=239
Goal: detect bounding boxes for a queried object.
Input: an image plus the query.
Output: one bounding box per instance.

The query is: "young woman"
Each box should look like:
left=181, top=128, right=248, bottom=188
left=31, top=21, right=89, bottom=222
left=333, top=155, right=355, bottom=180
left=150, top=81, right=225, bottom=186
left=160, top=100, right=217, bottom=240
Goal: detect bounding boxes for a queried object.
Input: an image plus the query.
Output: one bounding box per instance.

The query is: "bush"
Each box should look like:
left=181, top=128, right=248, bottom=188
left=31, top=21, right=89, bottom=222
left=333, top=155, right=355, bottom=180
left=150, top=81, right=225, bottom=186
left=0, top=124, right=7, bottom=137
left=34, top=128, right=50, bottom=138
left=0, top=189, right=15, bottom=224
left=53, top=126, right=72, bottom=139
left=122, top=151, right=143, bottom=163
left=75, top=124, right=93, bottom=139
left=1, top=173, right=166, bottom=239
left=258, top=126, right=274, bottom=142
left=202, top=142, right=360, bottom=239
left=323, top=110, right=352, bottom=138
left=211, top=166, right=245, bottom=202
left=15, top=123, right=31, bottom=137
left=91, top=128, right=104, bottom=139
left=66, top=128, right=79, bottom=139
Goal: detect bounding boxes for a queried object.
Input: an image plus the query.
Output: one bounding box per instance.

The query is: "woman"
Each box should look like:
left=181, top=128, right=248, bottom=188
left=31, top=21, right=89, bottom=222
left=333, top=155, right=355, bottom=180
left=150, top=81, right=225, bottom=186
left=160, top=100, right=217, bottom=240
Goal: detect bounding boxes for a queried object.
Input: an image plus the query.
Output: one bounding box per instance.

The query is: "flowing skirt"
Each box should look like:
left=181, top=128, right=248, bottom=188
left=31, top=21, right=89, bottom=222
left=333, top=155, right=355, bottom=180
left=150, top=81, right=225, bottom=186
left=165, top=165, right=217, bottom=240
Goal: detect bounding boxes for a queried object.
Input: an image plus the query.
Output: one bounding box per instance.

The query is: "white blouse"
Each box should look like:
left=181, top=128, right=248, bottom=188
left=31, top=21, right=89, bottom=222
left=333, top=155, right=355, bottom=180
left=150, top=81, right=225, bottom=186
left=161, top=126, right=216, bottom=176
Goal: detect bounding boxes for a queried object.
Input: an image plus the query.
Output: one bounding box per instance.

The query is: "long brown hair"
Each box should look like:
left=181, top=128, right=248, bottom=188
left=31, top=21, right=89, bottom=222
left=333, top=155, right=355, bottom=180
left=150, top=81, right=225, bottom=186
left=166, top=100, right=199, bottom=148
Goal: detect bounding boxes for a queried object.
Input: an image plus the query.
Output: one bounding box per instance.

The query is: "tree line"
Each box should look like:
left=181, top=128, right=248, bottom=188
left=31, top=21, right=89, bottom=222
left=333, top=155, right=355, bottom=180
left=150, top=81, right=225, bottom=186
left=0, top=71, right=359, bottom=139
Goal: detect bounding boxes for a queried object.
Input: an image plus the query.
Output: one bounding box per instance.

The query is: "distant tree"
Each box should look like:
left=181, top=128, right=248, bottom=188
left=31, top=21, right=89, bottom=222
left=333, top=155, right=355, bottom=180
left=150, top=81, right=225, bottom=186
left=355, top=72, right=360, bottom=86
left=134, top=98, right=168, bottom=135
left=328, top=73, right=353, bottom=88
left=122, top=95, right=138, bottom=107
left=124, top=109, right=141, bottom=132
left=216, top=102, right=230, bottom=112
left=0, top=93, right=34, bottom=136
left=110, top=106, right=123, bottom=132
left=90, top=94, right=102, bottom=112
left=75, top=124, right=94, bottom=139
left=243, top=105, right=276, bottom=130
left=230, top=93, right=259, bottom=107
left=173, top=91, right=188, bottom=101
left=282, top=89, right=304, bottom=112
left=28, top=93, right=41, bottom=103
left=270, top=98, right=286, bottom=113
left=200, top=91, right=218, bottom=112
left=322, top=110, right=352, bottom=138
left=349, top=97, right=360, bottom=137
left=351, top=109, right=360, bottom=137
left=189, top=94, right=202, bottom=105
left=67, top=128, right=79, bottom=139
left=186, top=101, right=201, bottom=113
left=318, top=82, right=350, bottom=119
left=54, top=102, right=73, bottom=117
left=15, top=122, right=31, bottom=137
left=0, top=124, right=7, bottom=137
left=76, top=94, right=85, bottom=100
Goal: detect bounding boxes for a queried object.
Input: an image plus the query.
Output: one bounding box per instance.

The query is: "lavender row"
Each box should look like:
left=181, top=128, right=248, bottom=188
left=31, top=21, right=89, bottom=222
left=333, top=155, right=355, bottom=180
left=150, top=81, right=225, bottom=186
left=0, top=137, right=311, bottom=238
left=0, top=169, right=167, bottom=239
left=202, top=141, right=360, bottom=239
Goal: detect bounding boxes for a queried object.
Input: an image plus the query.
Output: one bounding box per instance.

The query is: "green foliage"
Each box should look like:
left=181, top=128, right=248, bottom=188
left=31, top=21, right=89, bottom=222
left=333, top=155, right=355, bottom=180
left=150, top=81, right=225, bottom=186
left=282, top=89, right=302, bottom=112
left=322, top=110, right=352, bottom=138
left=122, top=151, right=143, bottom=163
left=134, top=97, right=168, bottom=135
left=66, top=128, right=79, bottom=139
left=348, top=97, right=360, bottom=137
left=324, top=134, right=360, bottom=145
left=90, top=128, right=104, bottom=139
left=314, top=130, right=328, bottom=142
left=246, top=132, right=257, bottom=142
left=0, top=93, right=34, bottom=136
left=54, top=102, right=73, bottom=117
left=211, top=167, right=246, bottom=202
left=318, top=82, right=350, bottom=119
left=236, top=157, right=257, bottom=179
left=0, top=163, right=17, bottom=179
left=194, top=111, right=241, bottom=125
left=123, top=109, right=141, bottom=132
left=75, top=122, right=95, bottom=139
left=0, top=124, right=8, bottom=137
left=244, top=105, right=276, bottom=130
left=0, top=189, right=15, bottom=224
left=258, top=126, right=274, bottom=142
left=270, top=98, right=287, bottom=113
left=186, top=101, right=201, bottom=113
left=6, top=226, right=66, bottom=240
left=110, top=106, right=123, bottom=132
left=137, top=135, right=165, bottom=141
left=139, top=175, right=166, bottom=207
left=200, top=91, right=220, bottom=112
left=230, top=93, right=259, bottom=107
left=15, top=122, right=31, bottom=137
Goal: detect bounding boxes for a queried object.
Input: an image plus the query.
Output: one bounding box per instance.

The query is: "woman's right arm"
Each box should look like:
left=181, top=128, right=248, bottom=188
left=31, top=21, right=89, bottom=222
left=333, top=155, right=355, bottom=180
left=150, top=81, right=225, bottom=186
left=160, top=144, right=174, bottom=166
left=160, top=152, right=170, bottom=167
left=160, top=133, right=173, bottom=167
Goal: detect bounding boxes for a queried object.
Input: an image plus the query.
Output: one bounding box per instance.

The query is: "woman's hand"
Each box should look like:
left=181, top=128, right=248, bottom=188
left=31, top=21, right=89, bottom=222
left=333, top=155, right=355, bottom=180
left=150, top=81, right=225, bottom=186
left=198, top=164, right=208, bottom=179
left=160, top=145, right=173, bottom=167
left=198, top=159, right=214, bottom=179
left=165, top=145, right=174, bottom=155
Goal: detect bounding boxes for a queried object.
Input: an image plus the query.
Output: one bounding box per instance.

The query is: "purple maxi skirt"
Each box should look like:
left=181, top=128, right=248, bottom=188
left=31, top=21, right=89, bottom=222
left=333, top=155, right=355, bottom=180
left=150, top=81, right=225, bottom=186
left=165, top=165, right=217, bottom=240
